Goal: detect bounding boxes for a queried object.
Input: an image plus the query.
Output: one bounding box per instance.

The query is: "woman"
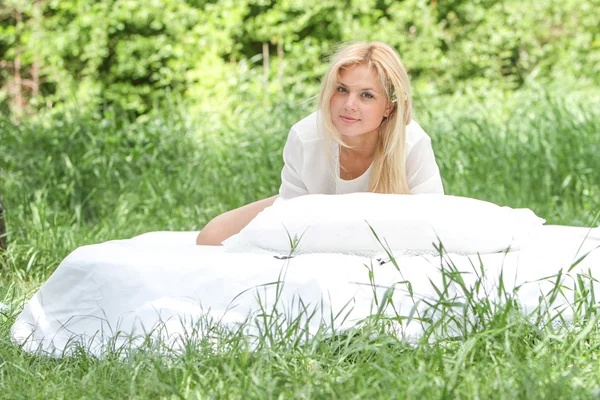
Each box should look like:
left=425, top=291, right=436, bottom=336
left=196, top=41, right=443, bottom=245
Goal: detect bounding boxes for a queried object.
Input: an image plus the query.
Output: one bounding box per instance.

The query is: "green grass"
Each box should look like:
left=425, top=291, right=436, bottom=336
left=2, top=252, right=600, bottom=398
left=0, top=88, right=600, bottom=398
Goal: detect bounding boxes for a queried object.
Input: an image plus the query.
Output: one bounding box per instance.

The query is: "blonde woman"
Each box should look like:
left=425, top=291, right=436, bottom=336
left=197, top=41, right=443, bottom=245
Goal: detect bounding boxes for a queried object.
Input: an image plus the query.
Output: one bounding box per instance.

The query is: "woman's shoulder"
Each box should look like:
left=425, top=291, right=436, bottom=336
left=405, top=119, right=432, bottom=148
left=289, top=111, right=324, bottom=143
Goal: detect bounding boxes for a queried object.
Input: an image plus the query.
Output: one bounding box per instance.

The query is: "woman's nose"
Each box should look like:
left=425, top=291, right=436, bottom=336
left=344, top=94, right=357, bottom=111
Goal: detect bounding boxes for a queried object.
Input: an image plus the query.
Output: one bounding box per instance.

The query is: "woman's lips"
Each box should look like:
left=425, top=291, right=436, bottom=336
left=341, top=115, right=360, bottom=124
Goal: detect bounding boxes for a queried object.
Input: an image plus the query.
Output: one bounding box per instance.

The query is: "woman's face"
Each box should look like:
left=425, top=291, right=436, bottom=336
left=329, top=63, right=392, bottom=140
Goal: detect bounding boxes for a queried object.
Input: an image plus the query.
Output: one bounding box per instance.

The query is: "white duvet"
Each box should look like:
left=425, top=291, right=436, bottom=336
left=11, top=226, right=600, bottom=357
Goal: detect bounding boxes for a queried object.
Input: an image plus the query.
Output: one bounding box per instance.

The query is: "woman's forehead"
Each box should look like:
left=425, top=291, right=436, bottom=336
left=337, top=64, right=383, bottom=90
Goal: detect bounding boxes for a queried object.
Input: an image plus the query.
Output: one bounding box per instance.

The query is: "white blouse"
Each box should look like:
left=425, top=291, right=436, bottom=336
left=278, top=112, right=444, bottom=199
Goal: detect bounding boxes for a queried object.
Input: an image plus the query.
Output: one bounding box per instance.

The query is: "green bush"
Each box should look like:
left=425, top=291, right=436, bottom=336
left=1, top=0, right=598, bottom=116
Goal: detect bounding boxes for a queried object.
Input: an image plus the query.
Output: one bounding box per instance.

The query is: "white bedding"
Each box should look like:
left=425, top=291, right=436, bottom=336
left=11, top=225, right=600, bottom=356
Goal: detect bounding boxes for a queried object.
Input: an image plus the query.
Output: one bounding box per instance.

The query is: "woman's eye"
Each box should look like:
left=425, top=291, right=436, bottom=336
left=336, top=86, right=347, bottom=93
left=361, top=92, right=374, bottom=99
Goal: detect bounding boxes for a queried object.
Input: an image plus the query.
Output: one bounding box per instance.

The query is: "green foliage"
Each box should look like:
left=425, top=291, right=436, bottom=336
left=419, top=89, right=600, bottom=225
left=0, top=0, right=598, bottom=115
left=1, top=0, right=251, bottom=114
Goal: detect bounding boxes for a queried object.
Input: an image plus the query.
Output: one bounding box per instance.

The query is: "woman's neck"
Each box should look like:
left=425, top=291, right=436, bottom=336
left=340, top=131, right=378, bottom=160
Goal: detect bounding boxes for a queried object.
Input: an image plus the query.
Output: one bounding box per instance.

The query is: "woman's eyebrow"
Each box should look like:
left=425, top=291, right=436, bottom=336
left=337, top=81, right=378, bottom=92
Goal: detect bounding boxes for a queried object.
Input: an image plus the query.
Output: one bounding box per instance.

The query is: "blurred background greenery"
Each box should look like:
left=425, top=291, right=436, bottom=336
left=1, top=0, right=598, bottom=117
left=0, top=0, right=599, bottom=280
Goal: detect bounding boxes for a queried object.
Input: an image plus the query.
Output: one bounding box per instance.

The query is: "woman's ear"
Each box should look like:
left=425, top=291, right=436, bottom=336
left=383, top=101, right=397, bottom=118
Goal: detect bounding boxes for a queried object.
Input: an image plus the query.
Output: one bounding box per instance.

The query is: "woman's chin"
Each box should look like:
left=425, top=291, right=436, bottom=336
left=334, top=125, right=361, bottom=137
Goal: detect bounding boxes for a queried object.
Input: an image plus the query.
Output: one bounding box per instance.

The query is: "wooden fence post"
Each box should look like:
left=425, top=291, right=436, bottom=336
left=263, top=42, right=270, bottom=83
left=0, top=170, right=6, bottom=251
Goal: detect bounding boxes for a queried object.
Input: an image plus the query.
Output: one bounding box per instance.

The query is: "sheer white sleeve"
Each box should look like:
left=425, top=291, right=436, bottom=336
left=406, top=136, right=445, bottom=194
left=278, top=128, right=309, bottom=199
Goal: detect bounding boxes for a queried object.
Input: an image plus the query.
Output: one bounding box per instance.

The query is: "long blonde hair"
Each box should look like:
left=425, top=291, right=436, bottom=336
left=319, top=41, right=412, bottom=194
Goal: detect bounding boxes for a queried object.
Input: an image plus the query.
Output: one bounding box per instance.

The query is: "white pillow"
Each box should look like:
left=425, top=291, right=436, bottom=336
left=238, top=193, right=545, bottom=255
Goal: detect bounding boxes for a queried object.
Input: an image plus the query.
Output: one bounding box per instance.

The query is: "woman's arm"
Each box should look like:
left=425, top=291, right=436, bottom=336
left=278, top=127, right=310, bottom=199
left=405, top=135, right=445, bottom=194
left=196, top=195, right=279, bottom=245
